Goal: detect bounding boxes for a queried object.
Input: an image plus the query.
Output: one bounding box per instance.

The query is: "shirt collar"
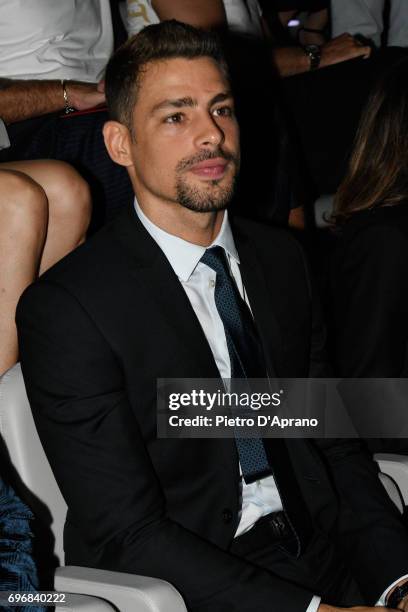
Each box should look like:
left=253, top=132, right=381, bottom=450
left=135, top=198, right=240, bottom=282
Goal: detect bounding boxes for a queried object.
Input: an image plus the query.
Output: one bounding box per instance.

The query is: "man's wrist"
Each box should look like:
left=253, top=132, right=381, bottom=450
left=272, top=47, right=314, bottom=77
left=303, top=44, right=322, bottom=70
left=61, top=80, right=76, bottom=114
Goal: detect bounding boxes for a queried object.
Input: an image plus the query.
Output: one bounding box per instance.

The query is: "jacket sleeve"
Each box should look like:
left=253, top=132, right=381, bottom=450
left=16, top=280, right=314, bottom=612
left=316, top=437, right=408, bottom=603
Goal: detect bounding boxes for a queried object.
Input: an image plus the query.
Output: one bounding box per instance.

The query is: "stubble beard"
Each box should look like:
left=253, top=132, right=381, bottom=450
left=175, top=149, right=240, bottom=213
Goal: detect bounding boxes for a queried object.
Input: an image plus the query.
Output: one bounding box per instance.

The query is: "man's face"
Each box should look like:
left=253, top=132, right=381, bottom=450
left=127, top=56, right=240, bottom=213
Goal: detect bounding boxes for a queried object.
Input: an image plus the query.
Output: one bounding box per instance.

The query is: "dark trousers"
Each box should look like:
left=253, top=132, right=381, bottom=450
left=230, top=524, right=364, bottom=607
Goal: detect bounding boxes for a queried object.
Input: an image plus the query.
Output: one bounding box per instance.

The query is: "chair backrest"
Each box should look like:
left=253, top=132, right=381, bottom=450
left=0, top=363, right=67, bottom=565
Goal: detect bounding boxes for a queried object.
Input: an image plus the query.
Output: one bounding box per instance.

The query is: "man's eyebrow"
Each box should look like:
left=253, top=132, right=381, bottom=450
left=151, top=97, right=196, bottom=114
left=150, top=91, right=233, bottom=115
left=209, top=91, right=233, bottom=106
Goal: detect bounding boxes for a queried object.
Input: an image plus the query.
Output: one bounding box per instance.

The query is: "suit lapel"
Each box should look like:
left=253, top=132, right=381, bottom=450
left=234, top=228, right=284, bottom=379
left=111, top=206, right=238, bottom=485
left=111, top=205, right=220, bottom=377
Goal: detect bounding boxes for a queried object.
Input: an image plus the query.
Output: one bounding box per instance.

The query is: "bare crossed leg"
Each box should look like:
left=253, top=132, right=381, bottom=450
left=0, top=160, right=91, bottom=375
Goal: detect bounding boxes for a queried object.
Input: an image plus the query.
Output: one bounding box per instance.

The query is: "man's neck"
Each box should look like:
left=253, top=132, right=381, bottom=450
left=137, top=196, right=225, bottom=247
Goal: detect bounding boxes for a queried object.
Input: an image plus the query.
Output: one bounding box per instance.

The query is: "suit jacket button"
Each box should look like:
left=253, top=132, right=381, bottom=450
left=222, top=508, right=233, bottom=523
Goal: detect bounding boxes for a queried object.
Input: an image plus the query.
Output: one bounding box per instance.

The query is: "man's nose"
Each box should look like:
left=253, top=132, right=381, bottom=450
left=194, top=113, right=224, bottom=149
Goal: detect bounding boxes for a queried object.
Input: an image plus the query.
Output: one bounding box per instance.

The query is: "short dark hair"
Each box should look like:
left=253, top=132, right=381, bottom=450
left=105, top=20, right=229, bottom=129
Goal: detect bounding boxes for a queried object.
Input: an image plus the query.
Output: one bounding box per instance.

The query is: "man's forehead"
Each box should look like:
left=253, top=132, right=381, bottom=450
left=139, top=57, right=230, bottom=104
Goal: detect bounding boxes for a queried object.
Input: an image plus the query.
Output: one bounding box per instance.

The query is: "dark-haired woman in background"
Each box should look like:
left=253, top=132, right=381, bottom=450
left=330, top=59, right=408, bottom=451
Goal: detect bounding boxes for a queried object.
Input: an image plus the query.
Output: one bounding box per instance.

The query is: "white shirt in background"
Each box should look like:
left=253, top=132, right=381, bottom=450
left=0, top=0, right=114, bottom=82
left=126, top=0, right=263, bottom=38
left=331, top=0, right=408, bottom=48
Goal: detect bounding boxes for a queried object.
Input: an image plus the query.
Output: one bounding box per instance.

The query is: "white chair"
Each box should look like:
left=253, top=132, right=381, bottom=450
left=0, top=364, right=187, bottom=612
left=376, top=455, right=408, bottom=513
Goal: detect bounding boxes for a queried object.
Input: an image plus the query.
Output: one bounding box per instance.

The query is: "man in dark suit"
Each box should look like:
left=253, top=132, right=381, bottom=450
left=16, top=20, right=408, bottom=612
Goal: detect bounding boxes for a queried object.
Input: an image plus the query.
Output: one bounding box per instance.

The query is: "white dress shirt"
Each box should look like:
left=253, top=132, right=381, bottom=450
left=0, top=0, right=113, bottom=81
left=135, top=200, right=321, bottom=611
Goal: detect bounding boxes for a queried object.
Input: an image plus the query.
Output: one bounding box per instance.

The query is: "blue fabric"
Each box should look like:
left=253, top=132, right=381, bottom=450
left=201, top=246, right=272, bottom=483
left=0, top=477, right=44, bottom=612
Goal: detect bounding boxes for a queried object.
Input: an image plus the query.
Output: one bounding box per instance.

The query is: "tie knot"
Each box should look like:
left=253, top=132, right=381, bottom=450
left=200, top=246, right=229, bottom=276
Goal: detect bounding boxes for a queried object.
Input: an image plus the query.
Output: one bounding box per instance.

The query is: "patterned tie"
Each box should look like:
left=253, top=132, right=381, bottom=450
left=201, top=246, right=273, bottom=484
left=201, top=245, right=314, bottom=554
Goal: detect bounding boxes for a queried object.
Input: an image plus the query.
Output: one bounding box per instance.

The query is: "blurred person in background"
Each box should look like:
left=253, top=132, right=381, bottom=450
left=0, top=0, right=133, bottom=227
left=260, top=0, right=408, bottom=218
left=126, top=0, right=262, bottom=37
left=329, top=58, right=408, bottom=452
left=273, top=0, right=329, bottom=46
left=261, top=0, right=372, bottom=76
left=331, top=0, right=408, bottom=48
left=126, top=1, right=372, bottom=76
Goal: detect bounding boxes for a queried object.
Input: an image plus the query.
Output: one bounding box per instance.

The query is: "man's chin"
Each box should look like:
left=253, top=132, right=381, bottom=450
left=176, top=178, right=235, bottom=213
left=178, top=197, right=230, bottom=214
left=177, top=187, right=233, bottom=213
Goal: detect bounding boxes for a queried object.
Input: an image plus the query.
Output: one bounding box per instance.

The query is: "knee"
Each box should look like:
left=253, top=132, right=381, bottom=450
left=0, top=170, right=48, bottom=235
left=44, top=162, right=91, bottom=234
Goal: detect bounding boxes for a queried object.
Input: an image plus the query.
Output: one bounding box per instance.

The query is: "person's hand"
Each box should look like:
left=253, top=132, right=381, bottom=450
left=387, top=579, right=408, bottom=611
left=65, top=81, right=106, bottom=111
left=318, top=605, right=396, bottom=611
left=320, top=33, right=372, bottom=69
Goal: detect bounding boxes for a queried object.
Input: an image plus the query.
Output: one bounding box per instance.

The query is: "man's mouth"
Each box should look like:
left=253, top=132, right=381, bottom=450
left=189, top=157, right=229, bottom=180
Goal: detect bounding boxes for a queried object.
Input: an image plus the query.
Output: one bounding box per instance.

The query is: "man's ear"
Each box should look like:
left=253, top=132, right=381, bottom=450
left=103, top=120, right=134, bottom=167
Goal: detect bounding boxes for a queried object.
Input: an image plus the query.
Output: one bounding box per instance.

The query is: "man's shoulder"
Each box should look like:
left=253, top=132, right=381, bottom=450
left=16, top=214, right=136, bottom=331
left=22, top=209, right=138, bottom=313
left=233, top=215, right=299, bottom=242
left=41, top=222, right=121, bottom=288
left=232, top=216, right=306, bottom=263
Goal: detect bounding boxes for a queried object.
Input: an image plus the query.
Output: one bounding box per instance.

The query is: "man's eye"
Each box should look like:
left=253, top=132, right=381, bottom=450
left=213, top=106, right=233, bottom=118
left=164, top=113, right=184, bottom=124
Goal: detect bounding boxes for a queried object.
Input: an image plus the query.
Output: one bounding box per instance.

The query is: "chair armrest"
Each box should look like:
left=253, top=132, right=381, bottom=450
left=56, top=593, right=117, bottom=611
left=55, top=566, right=187, bottom=612
left=375, top=453, right=408, bottom=505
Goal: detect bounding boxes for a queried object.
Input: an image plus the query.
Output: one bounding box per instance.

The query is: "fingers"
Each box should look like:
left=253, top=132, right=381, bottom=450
left=320, top=32, right=372, bottom=68
left=352, top=38, right=372, bottom=59
left=86, top=91, right=106, bottom=110
left=337, top=32, right=372, bottom=58
left=65, top=83, right=106, bottom=111
left=91, top=91, right=106, bottom=104
left=353, top=44, right=372, bottom=59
